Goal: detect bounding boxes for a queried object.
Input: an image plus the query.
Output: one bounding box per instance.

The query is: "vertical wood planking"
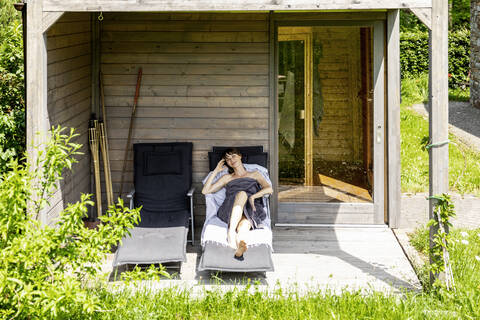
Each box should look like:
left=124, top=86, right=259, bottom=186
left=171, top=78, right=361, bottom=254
left=387, top=10, right=401, bottom=228
left=373, top=21, right=386, bottom=225
left=101, top=13, right=270, bottom=225
left=44, top=13, right=92, bottom=224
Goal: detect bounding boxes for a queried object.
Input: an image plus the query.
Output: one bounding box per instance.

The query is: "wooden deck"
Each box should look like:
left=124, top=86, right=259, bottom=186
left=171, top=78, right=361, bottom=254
left=105, top=227, right=421, bottom=294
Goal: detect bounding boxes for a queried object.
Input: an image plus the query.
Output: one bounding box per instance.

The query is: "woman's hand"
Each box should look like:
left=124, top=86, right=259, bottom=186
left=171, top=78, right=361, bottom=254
left=249, top=196, right=256, bottom=212
left=214, top=159, right=226, bottom=172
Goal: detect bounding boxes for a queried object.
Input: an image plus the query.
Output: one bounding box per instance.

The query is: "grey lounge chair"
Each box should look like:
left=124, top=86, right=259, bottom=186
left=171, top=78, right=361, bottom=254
left=113, top=142, right=194, bottom=267
left=198, top=146, right=274, bottom=272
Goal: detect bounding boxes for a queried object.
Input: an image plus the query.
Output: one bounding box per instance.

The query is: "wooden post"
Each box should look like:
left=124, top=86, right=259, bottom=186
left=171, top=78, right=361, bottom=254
left=26, top=0, right=49, bottom=223
left=387, top=10, right=401, bottom=228
left=373, top=21, right=385, bottom=225
left=268, top=12, right=278, bottom=224
left=429, top=0, right=449, bottom=284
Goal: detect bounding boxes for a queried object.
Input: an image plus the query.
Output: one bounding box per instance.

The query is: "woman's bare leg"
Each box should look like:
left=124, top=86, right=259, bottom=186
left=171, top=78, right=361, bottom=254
left=227, top=191, right=248, bottom=249
left=235, top=218, right=251, bottom=257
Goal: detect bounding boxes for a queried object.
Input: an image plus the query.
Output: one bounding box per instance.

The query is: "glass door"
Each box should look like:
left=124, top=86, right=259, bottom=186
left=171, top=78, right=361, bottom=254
left=278, top=33, right=313, bottom=188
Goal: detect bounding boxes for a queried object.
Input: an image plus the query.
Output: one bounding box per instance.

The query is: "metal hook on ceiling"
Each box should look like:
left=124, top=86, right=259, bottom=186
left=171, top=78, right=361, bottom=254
left=98, top=12, right=104, bottom=21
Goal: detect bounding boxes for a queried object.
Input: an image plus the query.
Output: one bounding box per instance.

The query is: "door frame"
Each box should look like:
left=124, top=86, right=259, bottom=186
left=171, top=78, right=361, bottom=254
left=270, top=19, right=386, bottom=225
left=277, top=32, right=314, bottom=185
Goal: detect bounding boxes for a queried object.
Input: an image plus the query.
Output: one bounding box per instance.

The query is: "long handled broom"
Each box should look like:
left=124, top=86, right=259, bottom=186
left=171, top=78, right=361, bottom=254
left=99, top=72, right=113, bottom=208
left=119, top=67, right=143, bottom=198
left=89, top=121, right=102, bottom=218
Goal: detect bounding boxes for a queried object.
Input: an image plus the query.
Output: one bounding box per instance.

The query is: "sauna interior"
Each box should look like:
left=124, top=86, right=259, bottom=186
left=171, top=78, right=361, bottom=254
left=277, top=26, right=374, bottom=204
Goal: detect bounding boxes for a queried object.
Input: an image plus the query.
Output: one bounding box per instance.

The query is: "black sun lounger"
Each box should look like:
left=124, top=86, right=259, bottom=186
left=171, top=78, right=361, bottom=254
left=113, top=142, right=194, bottom=267
left=198, top=146, right=274, bottom=272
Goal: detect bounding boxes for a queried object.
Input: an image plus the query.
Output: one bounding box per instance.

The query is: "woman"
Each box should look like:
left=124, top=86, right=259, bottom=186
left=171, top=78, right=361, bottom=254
left=202, top=148, right=273, bottom=258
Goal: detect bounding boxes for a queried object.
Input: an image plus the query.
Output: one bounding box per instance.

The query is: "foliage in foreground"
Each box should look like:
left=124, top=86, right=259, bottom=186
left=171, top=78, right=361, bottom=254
left=409, top=225, right=480, bottom=295
left=0, top=127, right=140, bottom=319
left=0, top=20, right=25, bottom=173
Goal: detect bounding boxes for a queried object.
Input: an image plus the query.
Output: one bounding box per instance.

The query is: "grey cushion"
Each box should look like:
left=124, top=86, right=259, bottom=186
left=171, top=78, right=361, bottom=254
left=113, top=226, right=188, bottom=266
left=198, top=242, right=274, bottom=272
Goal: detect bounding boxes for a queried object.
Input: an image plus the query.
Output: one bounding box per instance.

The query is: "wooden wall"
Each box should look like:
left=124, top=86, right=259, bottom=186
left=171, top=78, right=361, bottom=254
left=45, top=13, right=91, bottom=224
left=313, top=27, right=362, bottom=162
left=100, top=12, right=270, bottom=227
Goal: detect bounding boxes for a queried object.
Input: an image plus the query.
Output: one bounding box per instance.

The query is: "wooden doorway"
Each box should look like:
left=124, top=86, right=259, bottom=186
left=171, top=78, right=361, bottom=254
left=275, top=24, right=385, bottom=225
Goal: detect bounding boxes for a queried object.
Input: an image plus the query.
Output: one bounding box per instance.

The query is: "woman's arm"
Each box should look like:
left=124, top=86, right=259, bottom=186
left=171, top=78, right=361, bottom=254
left=248, top=171, right=273, bottom=210
left=202, top=159, right=230, bottom=195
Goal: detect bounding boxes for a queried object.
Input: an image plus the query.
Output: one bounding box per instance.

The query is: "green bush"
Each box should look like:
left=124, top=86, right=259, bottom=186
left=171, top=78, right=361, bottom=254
left=0, top=126, right=140, bottom=319
left=400, top=29, right=470, bottom=89
left=0, top=21, right=25, bottom=172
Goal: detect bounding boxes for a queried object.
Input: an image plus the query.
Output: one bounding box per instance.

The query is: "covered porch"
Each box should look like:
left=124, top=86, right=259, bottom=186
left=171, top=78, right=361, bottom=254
left=26, top=0, right=447, bottom=291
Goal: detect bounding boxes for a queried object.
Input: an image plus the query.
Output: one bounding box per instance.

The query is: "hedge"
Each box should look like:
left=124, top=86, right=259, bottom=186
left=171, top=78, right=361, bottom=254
left=400, top=28, right=470, bottom=89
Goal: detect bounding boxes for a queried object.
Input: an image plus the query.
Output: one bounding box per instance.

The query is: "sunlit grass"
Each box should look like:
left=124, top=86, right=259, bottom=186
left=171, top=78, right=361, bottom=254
left=400, top=75, right=480, bottom=196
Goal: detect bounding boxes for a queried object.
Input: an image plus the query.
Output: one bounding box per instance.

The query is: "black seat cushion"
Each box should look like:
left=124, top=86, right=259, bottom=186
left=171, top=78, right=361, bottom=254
left=144, top=151, right=182, bottom=175
left=134, top=143, right=192, bottom=224
left=208, top=146, right=267, bottom=171
left=212, top=146, right=263, bottom=154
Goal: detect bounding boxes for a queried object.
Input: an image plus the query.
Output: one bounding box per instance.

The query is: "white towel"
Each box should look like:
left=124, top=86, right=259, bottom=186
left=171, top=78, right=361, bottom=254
left=200, top=164, right=273, bottom=250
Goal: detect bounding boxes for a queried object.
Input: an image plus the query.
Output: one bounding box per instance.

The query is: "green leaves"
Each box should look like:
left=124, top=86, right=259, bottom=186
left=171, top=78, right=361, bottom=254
left=0, top=126, right=141, bottom=319
left=400, top=29, right=470, bottom=89
left=0, top=20, right=25, bottom=173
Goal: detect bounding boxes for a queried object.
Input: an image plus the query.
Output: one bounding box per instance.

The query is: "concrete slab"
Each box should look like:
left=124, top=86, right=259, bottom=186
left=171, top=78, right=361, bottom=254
left=103, top=227, right=421, bottom=295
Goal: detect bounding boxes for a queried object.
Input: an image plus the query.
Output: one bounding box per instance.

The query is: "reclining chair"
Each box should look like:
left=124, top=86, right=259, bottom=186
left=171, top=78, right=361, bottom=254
left=113, top=142, right=194, bottom=268
left=198, top=146, right=274, bottom=272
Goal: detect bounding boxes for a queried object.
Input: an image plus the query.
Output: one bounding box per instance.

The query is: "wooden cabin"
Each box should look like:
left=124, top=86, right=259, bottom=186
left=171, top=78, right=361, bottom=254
left=24, top=0, right=449, bottom=231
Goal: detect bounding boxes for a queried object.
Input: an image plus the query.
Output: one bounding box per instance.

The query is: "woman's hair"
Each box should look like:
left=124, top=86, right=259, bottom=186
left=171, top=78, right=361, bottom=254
left=221, top=148, right=242, bottom=174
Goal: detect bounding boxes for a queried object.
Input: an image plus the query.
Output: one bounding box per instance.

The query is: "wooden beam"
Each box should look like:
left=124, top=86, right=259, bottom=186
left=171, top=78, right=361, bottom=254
left=373, top=20, right=385, bottom=225
left=42, top=11, right=64, bottom=33
left=27, top=1, right=50, bottom=223
left=43, top=0, right=432, bottom=12
left=428, top=0, right=449, bottom=282
left=410, top=7, right=432, bottom=30
left=387, top=10, right=401, bottom=228
left=268, top=12, right=278, bottom=224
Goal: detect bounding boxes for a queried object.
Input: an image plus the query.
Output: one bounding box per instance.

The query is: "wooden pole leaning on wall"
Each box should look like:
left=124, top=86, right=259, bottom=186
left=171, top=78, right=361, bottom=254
left=119, top=67, right=143, bottom=198
left=89, top=121, right=102, bottom=218
left=99, top=122, right=113, bottom=208
left=99, top=72, right=113, bottom=208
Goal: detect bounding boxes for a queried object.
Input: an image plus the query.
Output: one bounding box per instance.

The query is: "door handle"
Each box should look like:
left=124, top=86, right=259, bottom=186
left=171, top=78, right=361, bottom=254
left=376, top=125, right=382, bottom=144
left=299, top=109, right=305, bottom=119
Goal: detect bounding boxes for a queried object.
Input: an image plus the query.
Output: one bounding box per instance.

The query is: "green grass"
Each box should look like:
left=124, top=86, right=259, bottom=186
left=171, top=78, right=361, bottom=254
left=80, top=227, right=480, bottom=319
left=449, top=87, right=470, bottom=102
left=400, top=75, right=480, bottom=196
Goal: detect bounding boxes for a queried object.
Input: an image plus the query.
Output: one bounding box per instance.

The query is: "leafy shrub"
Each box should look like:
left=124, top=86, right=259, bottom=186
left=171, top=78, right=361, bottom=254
left=0, top=21, right=25, bottom=172
left=0, top=126, right=140, bottom=319
left=400, top=29, right=470, bottom=89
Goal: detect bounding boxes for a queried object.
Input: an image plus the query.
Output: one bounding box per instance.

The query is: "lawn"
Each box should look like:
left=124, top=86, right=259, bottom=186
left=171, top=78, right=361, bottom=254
left=400, top=74, right=480, bottom=196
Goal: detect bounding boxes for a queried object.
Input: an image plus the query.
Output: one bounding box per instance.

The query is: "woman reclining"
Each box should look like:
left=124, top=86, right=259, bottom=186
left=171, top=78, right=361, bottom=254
left=202, top=148, right=273, bottom=258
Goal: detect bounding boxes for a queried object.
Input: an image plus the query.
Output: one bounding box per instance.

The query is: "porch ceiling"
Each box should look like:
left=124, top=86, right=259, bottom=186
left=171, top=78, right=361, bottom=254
left=42, top=0, right=432, bottom=12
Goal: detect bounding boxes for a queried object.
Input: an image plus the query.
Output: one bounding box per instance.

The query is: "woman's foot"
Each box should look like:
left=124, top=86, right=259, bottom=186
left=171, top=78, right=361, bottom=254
left=234, top=240, right=247, bottom=258
left=227, top=229, right=237, bottom=249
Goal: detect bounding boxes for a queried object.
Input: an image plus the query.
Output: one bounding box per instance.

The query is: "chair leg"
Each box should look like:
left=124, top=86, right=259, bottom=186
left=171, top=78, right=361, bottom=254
left=190, top=196, right=195, bottom=245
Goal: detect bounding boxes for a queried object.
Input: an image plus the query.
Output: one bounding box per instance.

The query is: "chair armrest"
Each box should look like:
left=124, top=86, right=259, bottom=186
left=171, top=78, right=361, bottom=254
left=187, top=187, right=195, bottom=197
left=126, top=189, right=135, bottom=199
